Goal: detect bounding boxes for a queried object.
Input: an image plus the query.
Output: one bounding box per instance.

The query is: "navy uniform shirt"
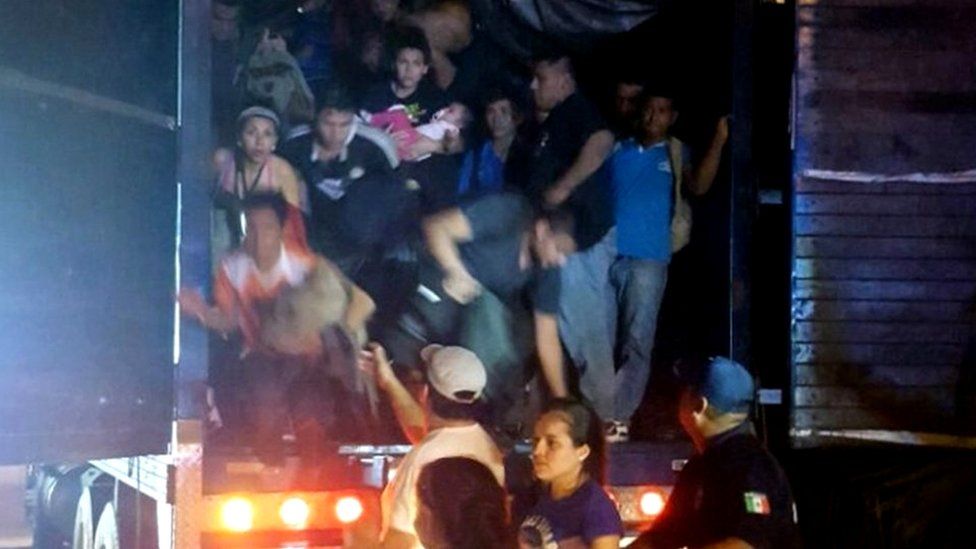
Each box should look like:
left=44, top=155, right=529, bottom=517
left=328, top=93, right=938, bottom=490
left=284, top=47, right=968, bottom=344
left=508, top=92, right=612, bottom=251
left=638, top=422, right=802, bottom=549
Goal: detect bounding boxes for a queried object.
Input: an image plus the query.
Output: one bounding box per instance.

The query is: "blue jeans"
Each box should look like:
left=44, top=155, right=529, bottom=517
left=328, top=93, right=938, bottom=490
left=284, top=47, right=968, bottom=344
left=609, top=256, right=669, bottom=422
left=559, top=229, right=617, bottom=421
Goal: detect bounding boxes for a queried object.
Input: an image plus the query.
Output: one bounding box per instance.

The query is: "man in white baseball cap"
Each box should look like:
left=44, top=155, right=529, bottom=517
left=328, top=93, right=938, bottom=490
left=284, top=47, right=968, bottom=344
left=360, top=342, right=504, bottom=549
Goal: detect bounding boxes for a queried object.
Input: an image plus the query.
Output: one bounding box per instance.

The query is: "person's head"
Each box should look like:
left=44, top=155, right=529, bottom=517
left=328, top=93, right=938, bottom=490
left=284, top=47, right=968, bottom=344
left=390, top=26, right=432, bottom=93
left=637, top=90, right=678, bottom=145
left=211, top=0, right=240, bottom=42
left=530, top=209, right=576, bottom=268
left=483, top=90, right=523, bottom=141
left=531, top=398, right=605, bottom=487
left=314, top=86, right=357, bottom=150
left=415, top=457, right=510, bottom=549
left=359, top=30, right=386, bottom=73
left=676, top=356, right=755, bottom=450
left=241, top=193, right=288, bottom=270
left=411, top=0, right=472, bottom=53
left=436, top=102, right=473, bottom=129
left=421, top=344, right=487, bottom=422
left=236, top=106, right=280, bottom=164
left=530, top=55, right=576, bottom=114
left=369, top=0, right=400, bottom=23
left=614, top=79, right=645, bottom=124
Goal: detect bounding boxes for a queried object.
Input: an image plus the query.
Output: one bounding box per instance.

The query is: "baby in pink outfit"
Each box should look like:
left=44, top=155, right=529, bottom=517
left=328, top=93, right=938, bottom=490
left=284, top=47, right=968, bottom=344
left=367, top=102, right=471, bottom=161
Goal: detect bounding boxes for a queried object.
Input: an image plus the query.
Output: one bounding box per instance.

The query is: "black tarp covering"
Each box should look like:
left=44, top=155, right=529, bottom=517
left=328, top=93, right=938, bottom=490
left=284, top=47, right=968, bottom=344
left=472, top=0, right=661, bottom=60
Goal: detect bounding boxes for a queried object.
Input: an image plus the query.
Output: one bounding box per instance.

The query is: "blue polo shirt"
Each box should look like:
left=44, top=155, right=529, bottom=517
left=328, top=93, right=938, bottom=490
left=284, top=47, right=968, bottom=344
left=610, top=139, right=689, bottom=261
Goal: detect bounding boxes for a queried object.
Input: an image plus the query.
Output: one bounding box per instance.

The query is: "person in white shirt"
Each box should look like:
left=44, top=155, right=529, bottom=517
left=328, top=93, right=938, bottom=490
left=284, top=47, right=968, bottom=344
left=360, top=342, right=505, bottom=549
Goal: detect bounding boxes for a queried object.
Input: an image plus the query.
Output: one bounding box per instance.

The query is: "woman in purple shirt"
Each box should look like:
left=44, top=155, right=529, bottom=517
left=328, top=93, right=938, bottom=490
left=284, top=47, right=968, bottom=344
left=519, top=399, right=623, bottom=549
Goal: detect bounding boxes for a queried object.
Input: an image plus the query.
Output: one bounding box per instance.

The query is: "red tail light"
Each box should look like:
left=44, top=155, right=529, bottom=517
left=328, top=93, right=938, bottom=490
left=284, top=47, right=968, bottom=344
left=639, top=490, right=666, bottom=517
left=335, top=495, right=364, bottom=524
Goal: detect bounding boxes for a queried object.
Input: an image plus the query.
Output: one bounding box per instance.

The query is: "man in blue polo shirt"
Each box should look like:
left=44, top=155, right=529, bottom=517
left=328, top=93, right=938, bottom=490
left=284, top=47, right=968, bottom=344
left=606, top=90, right=728, bottom=441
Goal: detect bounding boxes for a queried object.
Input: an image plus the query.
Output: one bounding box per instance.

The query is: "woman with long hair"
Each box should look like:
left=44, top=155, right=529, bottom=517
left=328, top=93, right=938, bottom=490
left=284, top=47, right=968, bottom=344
left=213, top=106, right=308, bottom=255
left=415, top=457, right=515, bottom=549
left=519, top=398, right=622, bottom=548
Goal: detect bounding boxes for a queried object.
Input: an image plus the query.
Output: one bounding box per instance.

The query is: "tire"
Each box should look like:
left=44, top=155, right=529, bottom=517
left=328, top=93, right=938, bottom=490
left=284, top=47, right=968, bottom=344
left=31, top=518, right=67, bottom=549
left=92, top=504, right=119, bottom=549
left=71, top=488, right=95, bottom=549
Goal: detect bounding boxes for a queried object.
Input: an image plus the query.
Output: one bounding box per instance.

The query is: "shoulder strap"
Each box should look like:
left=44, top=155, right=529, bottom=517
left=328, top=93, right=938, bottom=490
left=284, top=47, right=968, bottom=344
left=667, top=137, right=684, bottom=203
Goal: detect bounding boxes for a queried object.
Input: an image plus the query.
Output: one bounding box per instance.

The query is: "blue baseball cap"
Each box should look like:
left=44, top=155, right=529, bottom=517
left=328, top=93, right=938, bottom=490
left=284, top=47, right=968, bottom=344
left=676, top=356, right=755, bottom=414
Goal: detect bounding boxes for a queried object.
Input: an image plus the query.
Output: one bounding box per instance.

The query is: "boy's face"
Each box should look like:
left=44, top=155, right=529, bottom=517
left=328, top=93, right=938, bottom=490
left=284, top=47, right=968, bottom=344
left=243, top=207, right=283, bottom=270
left=370, top=0, right=399, bottom=22
left=615, top=82, right=644, bottom=121
left=394, top=48, right=428, bottom=91
left=641, top=96, right=677, bottom=143
left=316, top=109, right=355, bottom=150
left=485, top=99, right=518, bottom=139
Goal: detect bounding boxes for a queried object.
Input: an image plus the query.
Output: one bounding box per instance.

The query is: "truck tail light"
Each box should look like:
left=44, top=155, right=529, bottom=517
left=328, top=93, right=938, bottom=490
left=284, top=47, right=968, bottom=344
left=279, top=497, right=312, bottom=529
left=639, top=490, right=666, bottom=517
left=608, top=485, right=672, bottom=524
left=335, top=495, right=364, bottom=524
left=220, top=497, right=255, bottom=532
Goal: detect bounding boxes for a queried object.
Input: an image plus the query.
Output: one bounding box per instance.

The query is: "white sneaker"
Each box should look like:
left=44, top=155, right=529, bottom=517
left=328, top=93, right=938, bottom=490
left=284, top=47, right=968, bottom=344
left=605, top=421, right=630, bottom=443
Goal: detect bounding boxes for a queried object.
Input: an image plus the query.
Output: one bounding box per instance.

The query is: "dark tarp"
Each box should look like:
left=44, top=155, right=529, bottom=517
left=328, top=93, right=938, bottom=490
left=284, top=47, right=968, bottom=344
left=471, top=0, right=662, bottom=59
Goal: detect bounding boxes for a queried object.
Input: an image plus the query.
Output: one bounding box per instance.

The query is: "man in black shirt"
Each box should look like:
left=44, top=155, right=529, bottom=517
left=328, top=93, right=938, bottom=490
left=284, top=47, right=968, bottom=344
left=386, top=192, right=574, bottom=429
left=632, top=357, right=802, bottom=549
left=280, top=87, right=413, bottom=267
left=508, top=55, right=617, bottom=424
left=279, top=87, right=419, bottom=331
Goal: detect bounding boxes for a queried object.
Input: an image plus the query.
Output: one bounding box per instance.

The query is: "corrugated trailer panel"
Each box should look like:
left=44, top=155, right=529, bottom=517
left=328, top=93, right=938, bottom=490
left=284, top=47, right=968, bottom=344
left=791, top=0, right=976, bottom=446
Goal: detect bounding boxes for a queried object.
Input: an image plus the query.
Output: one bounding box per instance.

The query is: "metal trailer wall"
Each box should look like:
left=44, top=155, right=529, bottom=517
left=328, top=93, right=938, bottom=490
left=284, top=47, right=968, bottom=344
left=790, top=0, right=976, bottom=446
left=0, top=0, right=179, bottom=464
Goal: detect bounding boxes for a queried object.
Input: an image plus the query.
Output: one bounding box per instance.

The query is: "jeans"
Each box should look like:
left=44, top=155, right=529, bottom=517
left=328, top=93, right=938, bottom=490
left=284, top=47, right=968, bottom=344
left=609, top=257, right=669, bottom=422
left=558, top=229, right=617, bottom=421
left=459, top=290, right=534, bottom=429
left=240, top=349, right=367, bottom=465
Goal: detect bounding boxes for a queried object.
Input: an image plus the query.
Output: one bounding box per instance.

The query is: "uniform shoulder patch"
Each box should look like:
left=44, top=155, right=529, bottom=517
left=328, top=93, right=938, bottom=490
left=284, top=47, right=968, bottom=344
left=743, top=491, right=771, bottom=515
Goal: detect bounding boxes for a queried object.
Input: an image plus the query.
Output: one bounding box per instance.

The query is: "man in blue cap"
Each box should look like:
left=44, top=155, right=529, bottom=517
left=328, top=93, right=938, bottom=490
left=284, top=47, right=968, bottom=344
left=632, top=357, right=801, bottom=549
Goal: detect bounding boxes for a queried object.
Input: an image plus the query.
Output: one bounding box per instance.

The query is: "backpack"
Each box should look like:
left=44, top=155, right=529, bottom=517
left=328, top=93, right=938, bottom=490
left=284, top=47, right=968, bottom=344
left=667, top=137, right=693, bottom=253
left=243, top=48, right=314, bottom=125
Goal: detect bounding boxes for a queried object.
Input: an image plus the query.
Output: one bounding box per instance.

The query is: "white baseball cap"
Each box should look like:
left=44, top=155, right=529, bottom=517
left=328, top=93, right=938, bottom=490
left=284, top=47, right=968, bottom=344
left=420, top=344, right=487, bottom=404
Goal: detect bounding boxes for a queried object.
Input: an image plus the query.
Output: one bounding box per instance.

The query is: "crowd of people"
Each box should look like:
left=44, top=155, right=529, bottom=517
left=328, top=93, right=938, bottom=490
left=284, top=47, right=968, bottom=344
left=179, top=0, right=801, bottom=547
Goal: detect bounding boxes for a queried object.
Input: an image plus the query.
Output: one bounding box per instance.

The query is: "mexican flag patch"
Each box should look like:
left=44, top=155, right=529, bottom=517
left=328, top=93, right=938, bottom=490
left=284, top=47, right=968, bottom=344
left=744, top=492, right=771, bottom=515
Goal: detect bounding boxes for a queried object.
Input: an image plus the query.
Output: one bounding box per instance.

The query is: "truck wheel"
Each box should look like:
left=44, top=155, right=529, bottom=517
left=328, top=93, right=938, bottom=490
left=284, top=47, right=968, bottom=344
left=31, top=518, right=67, bottom=549
left=92, top=504, right=119, bottom=549
left=71, top=488, right=95, bottom=549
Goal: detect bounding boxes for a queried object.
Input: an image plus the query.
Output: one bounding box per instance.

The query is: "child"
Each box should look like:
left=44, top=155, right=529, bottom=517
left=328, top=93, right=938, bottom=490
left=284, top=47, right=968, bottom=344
left=367, top=101, right=471, bottom=161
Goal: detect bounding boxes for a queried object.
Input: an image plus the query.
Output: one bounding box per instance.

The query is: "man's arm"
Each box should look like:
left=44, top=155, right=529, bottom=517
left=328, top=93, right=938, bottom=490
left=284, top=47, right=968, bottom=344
left=422, top=208, right=481, bottom=304
left=590, top=535, right=621, bottom=549
left=343, top=282, right=376, bottom=345
left=380, top=528, right=418, bottom=549
left=533, top=312, right=568, bottom=397
left=360, top=343, right=427, bottom=444
left=543, top=129, right=614, bottom=206
left=685, top=116, right=729, bottom=196
left=177, top=288, right=238, bottom=333
left=178, top=268, right=240, bottom=334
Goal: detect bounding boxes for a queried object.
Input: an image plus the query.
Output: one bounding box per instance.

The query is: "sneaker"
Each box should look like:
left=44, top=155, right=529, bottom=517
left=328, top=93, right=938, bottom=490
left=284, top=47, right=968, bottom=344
left=605, top=421, right=630, bottom=443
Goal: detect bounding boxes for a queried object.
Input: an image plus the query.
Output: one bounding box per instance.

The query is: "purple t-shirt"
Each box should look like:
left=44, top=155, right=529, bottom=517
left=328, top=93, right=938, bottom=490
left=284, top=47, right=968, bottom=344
left=518, top=479, right=623, bottom=548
